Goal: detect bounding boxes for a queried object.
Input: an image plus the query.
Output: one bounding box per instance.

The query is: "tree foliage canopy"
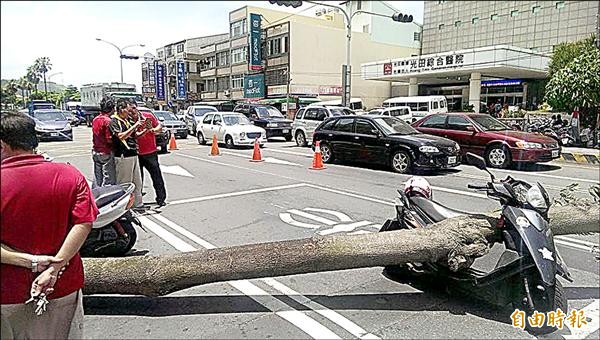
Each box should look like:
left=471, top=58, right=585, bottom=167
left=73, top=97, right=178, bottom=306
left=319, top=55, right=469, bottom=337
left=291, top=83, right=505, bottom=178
left=548, top=35, right=597, bottom=76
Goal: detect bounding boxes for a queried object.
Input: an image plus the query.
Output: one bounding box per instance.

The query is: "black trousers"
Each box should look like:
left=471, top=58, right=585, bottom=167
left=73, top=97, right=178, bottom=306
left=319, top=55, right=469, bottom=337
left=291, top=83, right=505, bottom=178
left=138, top=152, right=167, bottom=204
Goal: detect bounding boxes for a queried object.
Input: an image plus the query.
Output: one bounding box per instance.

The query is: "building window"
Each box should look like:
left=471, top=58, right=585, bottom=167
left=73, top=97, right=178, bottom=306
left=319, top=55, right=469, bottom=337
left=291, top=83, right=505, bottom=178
left=166, top=46, right=173, bottom=56
left=157, top=51, right=164, bottom=58
left=200, top=56, right=215, bottom=70
left=197, top=82, right=205, bottom=93
left=217, top=76, right=229, bottom=91
left=555, top=1, right=565, bottom=9
left=268, top=36, right=288, bottom=56
left=205, top=79, right=215, bottom=92
left=454, top=20, right=462, bottom=27
left=510, top=10, right=519, bottom=17
left=231, top=74, right=244, bottom=89
left=265, top=68, right=287, bottom=86
left=490, top=14, right=499, bottom=21
left=231, top=47, right=247, bottom=64
left=216, top=51, right=229, bottom=67
left=230, top=19, right=247, bottom=38
left=438, top=24, right=445, bottom=30
left=532, top=5, right=542, bottom=15
left=472, top=16, right=479, bottom=24
left=176, top=44, right=184, bottom=53
left=362, top=24, right=369, bottom=33
left=413, top=32, right=421, bottom=41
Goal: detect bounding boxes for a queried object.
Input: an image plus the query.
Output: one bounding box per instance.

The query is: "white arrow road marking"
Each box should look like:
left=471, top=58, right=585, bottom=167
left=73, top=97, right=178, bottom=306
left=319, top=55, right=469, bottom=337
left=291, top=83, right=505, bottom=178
left=318, top=221, right=374, bottom=236
left=159, top=165, right=194, bottom=178
left=279, top=213, right=321, bottom=229
left=303, top=208, right=353, bottom=222
left=287, top=209, right=338, bottom=226
left=563, top=299, right=600, bottom=339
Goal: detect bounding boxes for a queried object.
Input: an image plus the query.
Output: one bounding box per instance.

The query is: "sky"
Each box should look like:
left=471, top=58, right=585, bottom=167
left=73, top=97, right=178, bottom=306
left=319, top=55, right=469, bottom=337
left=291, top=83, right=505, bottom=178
left=0, top=1, right=424, bottom=91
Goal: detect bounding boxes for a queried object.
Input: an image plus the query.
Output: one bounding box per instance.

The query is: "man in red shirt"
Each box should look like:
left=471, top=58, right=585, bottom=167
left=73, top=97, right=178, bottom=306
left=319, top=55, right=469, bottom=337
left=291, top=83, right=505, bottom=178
left=129, top=100, right=167, bottom=206
left=1, top=112, right=99, bottom=339
left=92, top=96, right=116, bottom=187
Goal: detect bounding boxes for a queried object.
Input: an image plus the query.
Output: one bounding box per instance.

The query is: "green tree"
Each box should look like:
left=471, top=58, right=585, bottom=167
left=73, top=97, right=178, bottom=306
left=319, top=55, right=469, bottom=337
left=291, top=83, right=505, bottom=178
left=26, top=65, right=40, bottom=94
left=62, top=86, right=80, bottom=101
left=17, top=77, right=31, bottom=108
left=548, top=35, right=597, bottom=77
left=34, top=57, right=52, bottom=99
left=1, top=79, right=19, bottom=107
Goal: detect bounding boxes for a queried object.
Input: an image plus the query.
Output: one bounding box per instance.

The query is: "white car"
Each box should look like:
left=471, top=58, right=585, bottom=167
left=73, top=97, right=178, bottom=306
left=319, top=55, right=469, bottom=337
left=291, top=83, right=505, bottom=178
left=196, top=112, right=266, bottom=148
left=368, top=106, right=415, bottom=123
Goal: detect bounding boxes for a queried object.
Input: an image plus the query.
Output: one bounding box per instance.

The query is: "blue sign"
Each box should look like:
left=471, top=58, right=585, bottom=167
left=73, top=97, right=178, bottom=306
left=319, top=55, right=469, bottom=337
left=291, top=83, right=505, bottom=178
left=244, top=74, right=265, bottom=99
left=482, top=79, right=523, bottom=87
left=249, top=13, right=262, bottom=71
left=155, top=62, right=165, bottom=101
left=176, top=60, right=186, bottom=100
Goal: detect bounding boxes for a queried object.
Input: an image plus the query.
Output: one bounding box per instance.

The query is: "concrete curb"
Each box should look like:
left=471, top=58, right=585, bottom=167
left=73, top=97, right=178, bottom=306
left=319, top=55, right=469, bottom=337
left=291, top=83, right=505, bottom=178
left=558, top=152, right=600, bottom=165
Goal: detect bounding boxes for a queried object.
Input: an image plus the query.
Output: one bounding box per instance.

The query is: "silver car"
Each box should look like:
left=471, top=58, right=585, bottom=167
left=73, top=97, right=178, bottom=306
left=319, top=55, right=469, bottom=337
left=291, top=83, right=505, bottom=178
left=292, top=105, right=353, bottom=147
left=185, top=105, right=218, bottom=135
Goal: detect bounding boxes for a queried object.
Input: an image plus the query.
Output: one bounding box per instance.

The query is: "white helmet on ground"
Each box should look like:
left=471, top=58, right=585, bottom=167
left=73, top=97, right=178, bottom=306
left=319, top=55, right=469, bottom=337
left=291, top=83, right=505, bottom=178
left=404, top=176, right=432, bottom=199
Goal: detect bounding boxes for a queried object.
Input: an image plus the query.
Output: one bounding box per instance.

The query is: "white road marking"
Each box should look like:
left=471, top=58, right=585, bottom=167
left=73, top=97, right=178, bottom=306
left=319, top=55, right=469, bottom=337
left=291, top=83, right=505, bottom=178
left=263, top=157, right=301, bottom=166
left=318, top=221, right=374, bottom=236
left=169, top=183, right=307, bottom=206
left=555, top=240, right=597, bottom=252
left=430, top=185, right=488, bottom=199
left=265, top=148, right=313, bottom=158
left=491, top=168, right=600, bottom=184
left=279, top=212, right=321, bottom=229
left=563, top=299, right=600, bottom=340
left=556, top=236, right=599, bottom=248
left=287, top=209, right=338, bottom=226
left=160, top=165, right=194, bottom=178
left=139, top=215, right=345, bottom=340
left=304, top=184, right=394, bottom=206
left=304, top=208, right=353, bottom=222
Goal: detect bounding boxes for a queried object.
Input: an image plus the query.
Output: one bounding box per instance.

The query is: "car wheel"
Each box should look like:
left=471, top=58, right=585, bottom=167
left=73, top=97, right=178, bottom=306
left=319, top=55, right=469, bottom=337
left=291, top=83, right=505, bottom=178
left=295, top=131, right=307, bottom=147
left=320, top=143, right=334, bottom=163
left=485, top=145, right=511, bottom=169
left=391, top=150, right=411, bottom=174
left=197, top=131, right=206, bottom=145
left=225, top=135, right=234, bottom=149
left=285, top=134, right=293, bottom=142
left=181, top=131, right=188, bottom=139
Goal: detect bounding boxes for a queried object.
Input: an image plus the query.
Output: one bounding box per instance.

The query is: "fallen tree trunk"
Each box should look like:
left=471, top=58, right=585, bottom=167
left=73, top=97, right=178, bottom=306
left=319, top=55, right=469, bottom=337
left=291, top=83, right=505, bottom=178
left=83, top=201, right=599, bottom=297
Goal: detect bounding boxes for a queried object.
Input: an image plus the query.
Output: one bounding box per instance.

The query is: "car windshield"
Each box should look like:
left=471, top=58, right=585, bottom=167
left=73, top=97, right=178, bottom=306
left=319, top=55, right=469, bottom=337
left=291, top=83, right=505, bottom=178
left=373, top=116, right=418, bottom=135
left=195, top=108, right=216, bottom=116
left=154, top=111, right=177, bottom=120
left=255, top=106, right=284, bottom=118
left=35, top=111, right=67, bottom=121
left=470, top=115, right=510, bottom=131
left=330, top=108, right=353, bottom=116
left=223, top=115, right=252, bottom=125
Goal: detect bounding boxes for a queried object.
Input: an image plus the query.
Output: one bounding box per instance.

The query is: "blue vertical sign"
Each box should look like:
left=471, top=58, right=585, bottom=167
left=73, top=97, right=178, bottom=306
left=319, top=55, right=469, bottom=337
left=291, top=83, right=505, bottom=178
left=154, top=61, right=165, bottom=101
left=244, top=74, right=265, bottom=99
left=249, top=13, right=262, bottom=71
left=176, top=60, right=186, bottom=100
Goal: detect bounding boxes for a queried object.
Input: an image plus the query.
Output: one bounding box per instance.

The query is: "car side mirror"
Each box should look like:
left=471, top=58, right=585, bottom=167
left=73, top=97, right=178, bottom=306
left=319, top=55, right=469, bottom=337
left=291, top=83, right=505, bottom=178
left=215, top=121, right=221, bottom=126
left=158, top=117, right=165, bottom=122
left=466, top=125, right=475, bottom=132
left=371, top=129, right=381, bottom=137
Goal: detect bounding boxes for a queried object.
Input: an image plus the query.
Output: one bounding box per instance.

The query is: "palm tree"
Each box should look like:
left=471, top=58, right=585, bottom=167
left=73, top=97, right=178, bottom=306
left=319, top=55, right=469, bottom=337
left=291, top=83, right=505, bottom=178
left=17, top=77, right=31, bottom=108
left=26, top=65, right=40, bottom=94
left=34, top=57, right=52, bottom=100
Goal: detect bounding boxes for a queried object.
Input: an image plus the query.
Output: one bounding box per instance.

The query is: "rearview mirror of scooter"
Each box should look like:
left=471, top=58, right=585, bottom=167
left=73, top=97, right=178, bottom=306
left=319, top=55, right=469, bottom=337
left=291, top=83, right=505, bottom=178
left=466, top=152, right=495, bottom=181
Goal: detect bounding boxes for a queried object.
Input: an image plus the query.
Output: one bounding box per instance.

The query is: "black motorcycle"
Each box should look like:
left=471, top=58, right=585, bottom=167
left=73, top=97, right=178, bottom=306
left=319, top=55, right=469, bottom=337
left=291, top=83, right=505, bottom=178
left=380, top=153, right=571, bottom=334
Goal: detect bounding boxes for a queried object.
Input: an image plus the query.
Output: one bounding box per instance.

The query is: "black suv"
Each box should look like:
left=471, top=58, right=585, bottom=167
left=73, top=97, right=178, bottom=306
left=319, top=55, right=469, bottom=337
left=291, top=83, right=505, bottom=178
left=312, top=115, right=461, bottom=174
left=233, top=103, right=293, bottom=141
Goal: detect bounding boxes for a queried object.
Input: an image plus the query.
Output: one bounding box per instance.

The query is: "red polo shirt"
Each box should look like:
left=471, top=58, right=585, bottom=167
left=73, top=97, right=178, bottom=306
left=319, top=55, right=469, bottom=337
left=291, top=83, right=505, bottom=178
left=1, top=154, right=99, bottom=304
left=137, top=111, right=159, bottom=156
left=92, top=112, right=114, bottom=154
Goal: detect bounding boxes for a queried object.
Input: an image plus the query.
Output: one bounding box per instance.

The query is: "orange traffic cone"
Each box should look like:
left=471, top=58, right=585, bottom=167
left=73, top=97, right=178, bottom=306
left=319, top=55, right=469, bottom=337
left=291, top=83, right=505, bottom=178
left=209, top=134, right=220, bottom=156
left=309, top=141, right=326, bottom=170
left=168, top=132, right=178, bottom=151
left=250, top=138, right=264, bottom=162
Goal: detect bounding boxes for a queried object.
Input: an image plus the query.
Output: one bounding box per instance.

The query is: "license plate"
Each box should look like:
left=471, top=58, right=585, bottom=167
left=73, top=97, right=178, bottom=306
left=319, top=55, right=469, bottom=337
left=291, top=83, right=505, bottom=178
left=283, top=129, right=289, bottom=133
left=50, top=132, right=58, bottom=137
left=448, top=156, right=457, bottom=164
left=552, top=150, right=559, bottom=157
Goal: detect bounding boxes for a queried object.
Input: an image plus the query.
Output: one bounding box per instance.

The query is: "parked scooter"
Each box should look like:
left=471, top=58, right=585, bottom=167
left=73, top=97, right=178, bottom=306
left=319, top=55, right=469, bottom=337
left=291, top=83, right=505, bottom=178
left=80, top=183, right=142, bottom=257
left=380, top=153, right=571, bottom=334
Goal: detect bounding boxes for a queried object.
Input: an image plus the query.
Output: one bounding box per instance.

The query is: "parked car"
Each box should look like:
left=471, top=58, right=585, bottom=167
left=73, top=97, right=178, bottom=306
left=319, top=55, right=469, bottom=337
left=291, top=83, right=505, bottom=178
left=368, top=106, right=415, bottom=123
left=185, top=105, right=218, bottom=135
left=30, top=109, right=73, bottom=141
left=292, top=105, right=353, bottom=147
left=312, top=115, right=461, bottom=174
left=196, top=112, right=266, bottom=148
left=138, top=107, right=169, bottom=153
left=233, top=103, right=293, bottom=141
left=412, top=113, right=561, bottom=169
left=153, top=110, right=188, bottom=139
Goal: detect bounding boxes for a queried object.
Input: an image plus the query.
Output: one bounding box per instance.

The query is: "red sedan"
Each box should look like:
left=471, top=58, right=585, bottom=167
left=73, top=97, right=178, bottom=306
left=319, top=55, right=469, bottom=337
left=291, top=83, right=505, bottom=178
left=412, top=113, right=561, bottom=168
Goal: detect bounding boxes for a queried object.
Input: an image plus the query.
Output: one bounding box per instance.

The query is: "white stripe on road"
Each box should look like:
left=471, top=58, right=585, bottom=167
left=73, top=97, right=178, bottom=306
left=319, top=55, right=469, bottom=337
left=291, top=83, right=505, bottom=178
left=563, top=299, right=600, bottom=340
left=304, top=208, right=353, bottom=222
left=303, top=184, right=394, bottom=206
left=151, top=213, right=378, bottom=339
left=138, top=215, right=345, bottom=339
left=279, top=213, right=321, bottom=229
left=287, top=209, right=338, bottom=225
left=556, top=236, right=599, bottom=248
left=491, top=168, right=599, bottom=184
left=555, top=240, right=597, bottom=252
left=169, top=183, right=307, bottom=206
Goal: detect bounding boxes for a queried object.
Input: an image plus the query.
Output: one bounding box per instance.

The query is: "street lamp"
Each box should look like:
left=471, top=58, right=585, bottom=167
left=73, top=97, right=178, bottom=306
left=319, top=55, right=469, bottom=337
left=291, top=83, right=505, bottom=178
left=96, top=38, right=145, bottom=83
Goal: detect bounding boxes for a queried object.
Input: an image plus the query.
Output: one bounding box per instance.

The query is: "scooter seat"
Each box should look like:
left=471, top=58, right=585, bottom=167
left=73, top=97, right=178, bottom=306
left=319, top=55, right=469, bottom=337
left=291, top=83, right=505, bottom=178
left=93, top=185, right=126, bottom=208
left=410, top=197, right=464, bottom=223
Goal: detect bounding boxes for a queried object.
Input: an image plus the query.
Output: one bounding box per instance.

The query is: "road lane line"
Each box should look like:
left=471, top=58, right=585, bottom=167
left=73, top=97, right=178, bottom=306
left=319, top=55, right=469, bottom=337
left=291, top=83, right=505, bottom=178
left=563, top=299, right=600, bottom=339
left=169, top=183, right=307, bottom=206
left=556, top=236, right=599, bottom=248
left=490, top=168, right=599, bottom=184
left=287, top=209, right=338, bottom=225
left=555, top=240, right=596, bottom=252
left=152, top=213, right=377, bottom=339
left=303, top=184, right=395, bottom=206
left=139, top=215, right=345, bottom=340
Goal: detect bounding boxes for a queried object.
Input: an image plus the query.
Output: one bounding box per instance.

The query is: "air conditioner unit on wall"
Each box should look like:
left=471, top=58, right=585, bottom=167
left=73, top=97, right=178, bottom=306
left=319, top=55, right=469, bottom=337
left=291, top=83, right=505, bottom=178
left=224, top=90, right=230, bottom=96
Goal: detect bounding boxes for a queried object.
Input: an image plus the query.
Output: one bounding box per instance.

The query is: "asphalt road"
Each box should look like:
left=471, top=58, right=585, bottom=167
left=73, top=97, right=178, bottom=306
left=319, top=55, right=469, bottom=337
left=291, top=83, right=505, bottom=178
left=37, top=127, right=600, bottom=339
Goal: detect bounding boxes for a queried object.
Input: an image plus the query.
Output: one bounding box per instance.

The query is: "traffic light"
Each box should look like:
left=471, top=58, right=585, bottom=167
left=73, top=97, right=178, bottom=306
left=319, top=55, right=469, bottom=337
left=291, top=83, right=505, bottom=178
left=392, top=13, right=413, bottom=23
left=120, top=54, right=139, bottom=60
left=269, top=1, right=302, bottom=8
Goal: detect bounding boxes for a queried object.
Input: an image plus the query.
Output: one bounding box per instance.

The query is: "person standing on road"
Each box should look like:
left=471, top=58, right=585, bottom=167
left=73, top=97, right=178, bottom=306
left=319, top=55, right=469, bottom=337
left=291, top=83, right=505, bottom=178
left=129, top=100, right=167, bottom=206
left=109, top=98, right=144, bottom=210
left=1, top=111, right=99, bottom=339
left=91, top=96, right=117, bottom=187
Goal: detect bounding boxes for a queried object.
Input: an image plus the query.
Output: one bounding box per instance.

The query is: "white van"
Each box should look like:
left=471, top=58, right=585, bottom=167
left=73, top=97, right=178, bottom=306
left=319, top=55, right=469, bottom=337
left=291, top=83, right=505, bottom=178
left=382, top=96, right=448, bottom=118
left=368, top=106, right=415, bottom=123
left=310, top=98, right=365, bottom=113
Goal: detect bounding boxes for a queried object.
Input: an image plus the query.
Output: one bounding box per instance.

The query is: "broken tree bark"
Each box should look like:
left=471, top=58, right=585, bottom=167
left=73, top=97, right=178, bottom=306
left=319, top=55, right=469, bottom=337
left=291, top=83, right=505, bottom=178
left=83, top=201, right=599, bottom=297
